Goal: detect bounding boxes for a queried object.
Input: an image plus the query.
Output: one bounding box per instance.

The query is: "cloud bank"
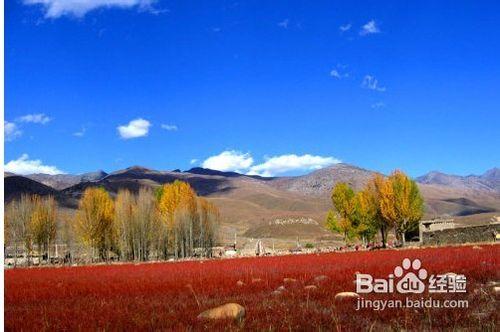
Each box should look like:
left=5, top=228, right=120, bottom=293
left=201, top=151, right=340, bottom=177
left=248, top=154, right=340, bottom=177
left=5, top=154, right=64, bottom=175
left=23, top=0, right=158, bottom=18
left=202, top=151, right=254, bottom=173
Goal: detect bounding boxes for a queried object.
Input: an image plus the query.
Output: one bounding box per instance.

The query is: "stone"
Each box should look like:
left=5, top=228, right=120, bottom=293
left=236, top=280, right=245, bottom=287
left=283, top=278, right=297, bottom=283
left=486, top=281, right=500, bottom=288
left=197, top=303, right=246, bottom=322
left=304, top=285, right=318, bottom=291
left=335, top=292, right=360, bottom=300
left=314, top=275, right=328, bottom=283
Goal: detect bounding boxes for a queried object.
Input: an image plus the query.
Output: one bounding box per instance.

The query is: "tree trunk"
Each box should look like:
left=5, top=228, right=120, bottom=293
left=381, top=226, right=386, bottom=248
left=14, top=242, right=18, bottom=268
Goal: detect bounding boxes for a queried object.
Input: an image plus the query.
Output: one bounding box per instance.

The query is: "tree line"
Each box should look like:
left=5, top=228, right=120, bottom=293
left=326, top=170, right=424, bottom=247
left=4, top=180, right=220, bottom=266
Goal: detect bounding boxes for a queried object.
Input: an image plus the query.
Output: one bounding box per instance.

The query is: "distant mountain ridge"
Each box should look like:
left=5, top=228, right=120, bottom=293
left=5, top=164, right=499, bottom=239
left=269, top=163, right=378, bottom=195
left=416, top=168, right=500, bottom=193
left=18, top=170, right=108, bottom=190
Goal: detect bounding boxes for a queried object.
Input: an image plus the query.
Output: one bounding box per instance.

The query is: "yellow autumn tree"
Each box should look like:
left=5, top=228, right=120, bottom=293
left=76, top=187, right=115, bottom=261
left=352, top=190, right=378, bottom=244
left=156, top=181, right=198, bottom=258
left=364, top=174, right=392, bottom=248
left=30, top=195, right=57, bottom=262
left=380, top=170, right=424, bottom=244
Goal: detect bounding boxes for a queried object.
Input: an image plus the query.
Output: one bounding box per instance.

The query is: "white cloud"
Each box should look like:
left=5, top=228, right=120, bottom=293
left=330, top=69, right=342, bottom=79
left=371, top=101, right=386, bottom=109
left=248, top=154, right=340, bottom=177
left=278, top=19, right=289, bottom=29
left=201, top=151, right=341, bottom=177
left=5, top=121, right=23, bottom=141
left=17, top=113, right=51, bottom=124
left=161, top=124, right=178, bottom=131
left=5, top=154, right=64, bottom=175
left=190, top=159, right=198, bottom=165
left=339, top=23, right=351, bottom=32
left=23, top=0, right=158, bottom=18
left=362, top=75, right=386, bottom=92
left=330, top=64, right=349, bottom=79
left=117, top=118, right=151, bottom=139
left=73, top=126, right=86, bottom=137
left=360, top=20, right=380, bottom=36
left=202, top=150, right=254, bottom=173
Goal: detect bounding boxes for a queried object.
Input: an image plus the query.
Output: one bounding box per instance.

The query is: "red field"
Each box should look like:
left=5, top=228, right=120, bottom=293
left=5, top=244, right=499, bottom=331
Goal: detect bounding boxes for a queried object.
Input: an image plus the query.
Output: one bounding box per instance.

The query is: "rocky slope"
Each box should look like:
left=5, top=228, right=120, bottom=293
left=416, top=168, right=500, bottom=192
left=5, top=164, right=499, bottom=243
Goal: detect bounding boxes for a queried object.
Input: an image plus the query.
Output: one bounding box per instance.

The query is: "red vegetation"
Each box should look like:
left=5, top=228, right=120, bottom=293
left=5, top=245, right=499, bottom=331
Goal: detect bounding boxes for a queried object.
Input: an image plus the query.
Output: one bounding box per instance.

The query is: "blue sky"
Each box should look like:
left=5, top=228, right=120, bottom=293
left=5, top=0, right=500, bottom=177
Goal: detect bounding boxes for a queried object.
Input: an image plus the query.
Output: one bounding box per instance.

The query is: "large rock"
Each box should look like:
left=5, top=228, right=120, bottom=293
left=197, top=303, right=246, bottom=322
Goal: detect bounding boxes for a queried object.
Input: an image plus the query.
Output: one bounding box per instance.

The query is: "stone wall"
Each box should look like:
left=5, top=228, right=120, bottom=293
left=422, top=223, right=500, bottom=245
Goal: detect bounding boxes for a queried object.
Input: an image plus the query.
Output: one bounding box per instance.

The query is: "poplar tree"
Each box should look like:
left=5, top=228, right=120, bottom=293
left=327, top=183, right=356, bottom=242
left=76, top=187, right=115, bottom=261
left=380, top=170, right=424, bottom=244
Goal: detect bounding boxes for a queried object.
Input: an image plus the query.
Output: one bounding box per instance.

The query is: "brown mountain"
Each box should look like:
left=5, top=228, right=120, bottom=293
left=416, top=168, right=500, bottom=192
left=5, top=164, right=499, bottom=247
left=4, top=175, right=76, bottom=207
left=269, top=163, right=378, bottom=195
left=23, top=170, right=108, bottom=190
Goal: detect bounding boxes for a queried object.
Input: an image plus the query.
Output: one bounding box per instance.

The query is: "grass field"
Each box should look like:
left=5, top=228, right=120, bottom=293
left=5, top=244, right=499, bottom=331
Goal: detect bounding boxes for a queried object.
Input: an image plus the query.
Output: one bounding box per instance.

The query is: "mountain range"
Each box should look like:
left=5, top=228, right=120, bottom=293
left=416, top=168, right=500, bottom=192
left=4, top=164, right=499, bottom=247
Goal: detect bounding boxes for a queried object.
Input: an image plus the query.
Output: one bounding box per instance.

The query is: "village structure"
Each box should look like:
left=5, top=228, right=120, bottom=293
left=420, top=216, right=500, bottom=245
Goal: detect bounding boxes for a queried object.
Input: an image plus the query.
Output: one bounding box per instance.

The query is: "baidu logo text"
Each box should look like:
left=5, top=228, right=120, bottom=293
left=356, top=258, right=466, bottom=294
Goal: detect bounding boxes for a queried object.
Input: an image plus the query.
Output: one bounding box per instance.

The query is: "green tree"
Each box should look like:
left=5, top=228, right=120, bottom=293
left=327, top=183, right=356, bottom=242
